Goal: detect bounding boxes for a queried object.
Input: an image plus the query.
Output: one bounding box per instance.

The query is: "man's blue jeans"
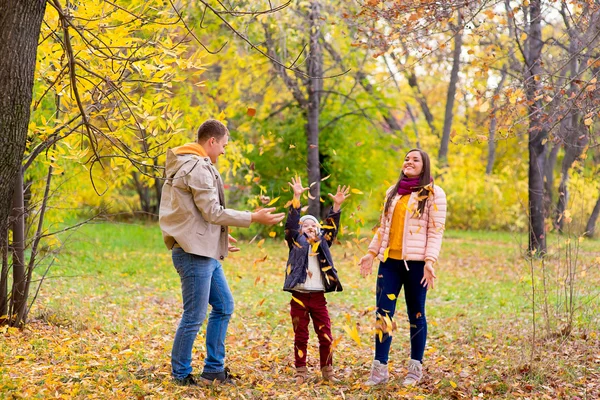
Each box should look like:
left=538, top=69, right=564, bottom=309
left=171, top=247, right=234, bottom=379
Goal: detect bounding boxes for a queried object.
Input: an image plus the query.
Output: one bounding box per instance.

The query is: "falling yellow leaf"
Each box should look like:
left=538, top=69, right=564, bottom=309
left=321, top=175, right=331, bottom=181
left=257, top=239, right=265, bottom=248
left=343, top=325, right=361, bottom=346
left=267, top=196, right=280, bottom=206
left=297, top=348, right=304, bottom=357
left=450, top=380, right=457, bottom=388
left=383, top=247, right=390, bottom=262
left=350, top=188, right=363, bottom=194
left=269, top=231, right=276, bottom=238
left=584, top=117, right=593, bottom=126
left=289, top=144, right=296, bottom=149
left=321, top=266, right=332, bottom=272
left=292, top=296, right=306, bottom=307
left=387, top=293, right=396, bottom=300
left=253, top=254, right=268, bottom=268
left=380, top=314, right=392, bottom=331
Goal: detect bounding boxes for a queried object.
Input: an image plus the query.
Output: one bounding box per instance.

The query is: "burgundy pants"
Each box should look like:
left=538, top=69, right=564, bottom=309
left=289, top=291, right=333, bottom=368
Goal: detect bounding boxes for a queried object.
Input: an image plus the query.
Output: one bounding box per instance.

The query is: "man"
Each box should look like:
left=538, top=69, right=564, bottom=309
left=159, top=119, right=284, bottom=385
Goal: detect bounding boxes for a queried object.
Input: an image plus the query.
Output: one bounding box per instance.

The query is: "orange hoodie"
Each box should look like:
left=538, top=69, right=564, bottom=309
left=172, top=142, right=208, bottom=157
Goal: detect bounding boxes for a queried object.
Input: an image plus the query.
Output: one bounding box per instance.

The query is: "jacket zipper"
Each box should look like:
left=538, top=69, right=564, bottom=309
left=401, top=193, right=413, bottom=271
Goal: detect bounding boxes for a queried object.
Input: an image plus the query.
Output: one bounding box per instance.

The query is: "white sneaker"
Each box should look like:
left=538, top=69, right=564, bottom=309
left=365, top=360, right=389, bottom=385
left=402, top=359, right=423, bottom=385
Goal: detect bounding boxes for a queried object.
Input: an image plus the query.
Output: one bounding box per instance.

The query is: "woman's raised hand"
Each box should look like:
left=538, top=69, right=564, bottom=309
left=288, top=176, right=309, bottom=198
left=359, top=253, right=375, bottom=277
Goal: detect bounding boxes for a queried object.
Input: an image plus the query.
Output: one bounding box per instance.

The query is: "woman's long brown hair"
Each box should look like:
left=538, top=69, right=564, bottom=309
left=384, top=149, right=432, bottom=217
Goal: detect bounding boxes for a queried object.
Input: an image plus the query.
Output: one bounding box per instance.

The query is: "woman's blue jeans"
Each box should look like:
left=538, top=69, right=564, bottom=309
left=374, top=258, right=428, bottom=364
left=171, top=247, right=234, bottom=379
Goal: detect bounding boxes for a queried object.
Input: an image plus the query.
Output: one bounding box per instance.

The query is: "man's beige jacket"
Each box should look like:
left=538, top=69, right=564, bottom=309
left=159, top=143, right=251, bottom=260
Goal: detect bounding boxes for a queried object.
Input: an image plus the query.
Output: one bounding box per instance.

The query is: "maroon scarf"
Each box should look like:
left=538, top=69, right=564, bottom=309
left=397, top=176, right=422, bottom=195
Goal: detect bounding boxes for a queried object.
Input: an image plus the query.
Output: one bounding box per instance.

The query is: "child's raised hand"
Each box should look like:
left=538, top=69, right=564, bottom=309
left=288, top=176, right=309, bottom=198
left=328, top=185, right=350, bottom=211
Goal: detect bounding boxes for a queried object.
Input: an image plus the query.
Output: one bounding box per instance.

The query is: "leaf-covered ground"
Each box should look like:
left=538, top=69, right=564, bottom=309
left=1, top=223, right=599, bottom=399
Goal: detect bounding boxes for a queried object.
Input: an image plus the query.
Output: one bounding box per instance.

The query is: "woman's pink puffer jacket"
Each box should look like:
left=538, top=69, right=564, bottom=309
left=368, top=184, right=447, bottom=263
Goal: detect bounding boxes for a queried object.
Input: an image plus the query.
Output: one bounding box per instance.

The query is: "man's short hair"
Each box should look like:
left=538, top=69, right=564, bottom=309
left=197, top=119, right=229, bottom=143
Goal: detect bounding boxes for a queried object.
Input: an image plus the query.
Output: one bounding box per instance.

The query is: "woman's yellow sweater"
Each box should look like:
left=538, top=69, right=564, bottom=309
left=388, top=195, right=410, bottom=260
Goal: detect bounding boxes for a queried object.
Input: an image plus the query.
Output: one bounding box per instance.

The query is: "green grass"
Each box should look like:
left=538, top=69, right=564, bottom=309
left=0, top=223, right=598, bottom=399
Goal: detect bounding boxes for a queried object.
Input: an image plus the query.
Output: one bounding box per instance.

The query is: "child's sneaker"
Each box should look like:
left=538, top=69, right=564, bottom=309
left=294, top=366, right=308, bottom=384
left=321, top=365, right=339, bottom=383
left=402, top=359, right=423, bottom=385
left=365, top=360, right=389, bottom=385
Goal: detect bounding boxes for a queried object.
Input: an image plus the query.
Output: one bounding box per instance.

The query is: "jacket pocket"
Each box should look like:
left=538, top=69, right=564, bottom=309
left=196, top=218, right=208, bottom=236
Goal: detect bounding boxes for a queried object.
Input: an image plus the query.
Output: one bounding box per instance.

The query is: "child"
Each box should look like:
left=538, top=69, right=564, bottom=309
left=283, top=176, right=350, bottom=384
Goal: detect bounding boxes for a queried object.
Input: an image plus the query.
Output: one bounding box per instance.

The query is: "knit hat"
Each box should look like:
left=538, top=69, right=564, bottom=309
left=299, top=215, right=321, bottom=234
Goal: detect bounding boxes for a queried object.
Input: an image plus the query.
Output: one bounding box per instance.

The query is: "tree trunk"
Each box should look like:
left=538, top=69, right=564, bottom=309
left=0, top=1, right=46, bottom=235
left=544, top=142, right=559, bottom=215
left=9, top=171, right=26, bottom=326
left=403, top=68, right=438, bottom=138
left=406, top=103, right=421, bottom=148
left=486, top=67, right=508, bottom=175
left=306, top=1, right=322, bottom=217
left=153, top=157, right=162, bottom=216
left=555, top=117, right=589, bottom=233
left=554, top=26, right=592, bottom=232
left=525, top=0, right=548, bottom=255
left=392, top=47, right=438, bottom=138
left=584, top=190, right=600, bottom=238
left=438, top=12, right=463, bottom=165
left=132, top=171, right=151, bottom=215
left=0, top=227, right=8, bottom=320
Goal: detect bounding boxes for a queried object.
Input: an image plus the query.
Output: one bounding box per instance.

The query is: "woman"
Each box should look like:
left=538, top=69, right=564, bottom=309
left=359, top=149, right=446, bottom=386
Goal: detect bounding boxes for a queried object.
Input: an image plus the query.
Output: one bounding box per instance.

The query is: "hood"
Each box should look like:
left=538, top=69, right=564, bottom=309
left=165, top=143, right=208, bottom=178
